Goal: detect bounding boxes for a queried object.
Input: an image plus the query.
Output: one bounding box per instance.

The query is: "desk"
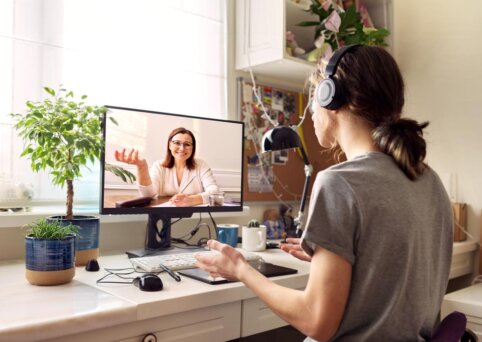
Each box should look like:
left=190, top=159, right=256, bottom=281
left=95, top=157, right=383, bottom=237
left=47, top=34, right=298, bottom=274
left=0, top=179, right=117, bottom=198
left=442, top=283, right=482, bottom=339
left=0, top=240, right=477, bottom=342
left=0, top=249, right=310, bottom=342
left=103, top=195, right=238, bottom=208
left=103, top=195, right=170, bottom=208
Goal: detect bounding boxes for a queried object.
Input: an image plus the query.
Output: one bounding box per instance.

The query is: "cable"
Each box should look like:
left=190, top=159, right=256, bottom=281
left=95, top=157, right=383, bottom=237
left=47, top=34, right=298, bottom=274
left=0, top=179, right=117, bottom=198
left=454, top=219, right=478, bottom=243
left=171, top=213, right=213, bottom=248
left=208, top=211, right=218, bottom=239
left=96, top=267, right=159, bottom=285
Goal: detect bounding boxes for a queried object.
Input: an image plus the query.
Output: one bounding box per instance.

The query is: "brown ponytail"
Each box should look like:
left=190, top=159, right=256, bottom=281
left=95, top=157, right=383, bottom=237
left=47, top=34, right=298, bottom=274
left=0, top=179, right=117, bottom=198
left=309, top=45, right=429, bottom=180
left=372, top=119, right=429, bottom=180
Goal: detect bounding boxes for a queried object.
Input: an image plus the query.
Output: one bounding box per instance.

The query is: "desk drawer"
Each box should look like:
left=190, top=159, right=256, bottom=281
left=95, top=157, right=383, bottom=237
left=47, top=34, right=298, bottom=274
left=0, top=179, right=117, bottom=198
left=242, top=297, right=286, bottom=337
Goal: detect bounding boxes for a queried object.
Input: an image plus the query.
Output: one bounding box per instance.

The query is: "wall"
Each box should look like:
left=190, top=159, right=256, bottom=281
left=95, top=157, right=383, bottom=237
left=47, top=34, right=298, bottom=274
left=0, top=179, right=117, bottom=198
left=393, top=1, right=482, bottom=277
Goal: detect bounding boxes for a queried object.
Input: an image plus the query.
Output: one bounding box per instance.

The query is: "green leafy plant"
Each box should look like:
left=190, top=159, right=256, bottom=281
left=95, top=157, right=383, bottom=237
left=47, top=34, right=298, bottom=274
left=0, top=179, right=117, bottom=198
left=26, top=218, right=79, bottom=239
left=105, top=163, right=137, bottom=184
left=10, top=86, right=135, bottom=220
left=298, top=0, right=389, bottom=60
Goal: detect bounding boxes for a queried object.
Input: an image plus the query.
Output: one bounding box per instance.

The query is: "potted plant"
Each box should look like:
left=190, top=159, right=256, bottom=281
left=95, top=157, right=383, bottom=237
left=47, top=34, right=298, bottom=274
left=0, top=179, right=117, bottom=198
left=10, top=86, right=133, bottom=265
left=25, top=218, right=78, bottom=285
left=297, top=1, right=390, bottom=61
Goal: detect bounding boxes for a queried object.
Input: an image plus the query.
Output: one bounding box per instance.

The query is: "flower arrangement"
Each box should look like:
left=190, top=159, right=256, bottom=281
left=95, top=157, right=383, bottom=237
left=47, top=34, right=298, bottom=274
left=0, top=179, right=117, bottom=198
left=297, top=0, right=389, bottom=61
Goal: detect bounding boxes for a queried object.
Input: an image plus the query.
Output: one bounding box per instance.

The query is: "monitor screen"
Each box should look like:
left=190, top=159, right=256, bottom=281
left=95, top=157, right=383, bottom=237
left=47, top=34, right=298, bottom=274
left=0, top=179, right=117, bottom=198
left=100, top=106, right=244, bottom=256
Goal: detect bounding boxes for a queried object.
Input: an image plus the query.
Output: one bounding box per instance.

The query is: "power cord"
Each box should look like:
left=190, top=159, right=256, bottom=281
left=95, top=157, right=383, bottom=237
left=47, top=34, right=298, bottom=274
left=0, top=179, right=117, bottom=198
left=96, top=267, right=158, bottom=285
left=171, top=213, right=216, bottom=247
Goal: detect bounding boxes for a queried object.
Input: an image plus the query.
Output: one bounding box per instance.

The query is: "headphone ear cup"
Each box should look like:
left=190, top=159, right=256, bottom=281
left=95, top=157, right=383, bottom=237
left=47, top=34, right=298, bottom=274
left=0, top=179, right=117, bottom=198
left=316, top=77, right=345, bottom=110
left=316, top=78, right=336, bottom=108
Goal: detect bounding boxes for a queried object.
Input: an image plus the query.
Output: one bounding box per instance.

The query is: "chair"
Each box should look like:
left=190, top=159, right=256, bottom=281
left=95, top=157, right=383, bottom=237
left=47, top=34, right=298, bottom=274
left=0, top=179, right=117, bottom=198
left=431, top=311, right=479, bottom=342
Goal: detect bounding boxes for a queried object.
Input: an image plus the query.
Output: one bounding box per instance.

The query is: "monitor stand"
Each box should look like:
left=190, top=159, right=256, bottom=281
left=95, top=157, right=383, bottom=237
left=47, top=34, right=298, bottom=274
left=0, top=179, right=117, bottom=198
left=126, top=213, right=204, bottom=258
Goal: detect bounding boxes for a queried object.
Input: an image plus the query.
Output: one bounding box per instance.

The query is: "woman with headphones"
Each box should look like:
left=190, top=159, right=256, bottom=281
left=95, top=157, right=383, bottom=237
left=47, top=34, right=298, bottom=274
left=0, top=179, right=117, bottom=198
left=196, top=45, right=453, bottom=341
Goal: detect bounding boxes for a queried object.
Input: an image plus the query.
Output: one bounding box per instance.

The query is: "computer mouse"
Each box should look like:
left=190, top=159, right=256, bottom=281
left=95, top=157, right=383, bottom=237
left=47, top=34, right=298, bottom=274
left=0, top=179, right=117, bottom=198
left=133, top=274, right=163, bottom=292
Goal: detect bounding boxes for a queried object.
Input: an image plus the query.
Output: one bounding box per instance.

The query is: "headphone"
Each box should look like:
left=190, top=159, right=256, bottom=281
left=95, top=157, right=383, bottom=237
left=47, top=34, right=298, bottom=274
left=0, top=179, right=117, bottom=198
left=315, top=44, right=360, bottom=110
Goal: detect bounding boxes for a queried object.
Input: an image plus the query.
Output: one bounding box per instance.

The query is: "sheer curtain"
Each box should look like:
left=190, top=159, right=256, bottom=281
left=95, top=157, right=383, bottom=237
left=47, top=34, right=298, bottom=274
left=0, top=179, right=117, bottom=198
left=0, top=0, right=227, bottom=206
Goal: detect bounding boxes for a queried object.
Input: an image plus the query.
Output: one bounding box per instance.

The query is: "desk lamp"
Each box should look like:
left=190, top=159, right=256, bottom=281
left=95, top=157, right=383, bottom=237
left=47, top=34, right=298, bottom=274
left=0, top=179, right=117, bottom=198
left=261, top=126, right=313, bottom=238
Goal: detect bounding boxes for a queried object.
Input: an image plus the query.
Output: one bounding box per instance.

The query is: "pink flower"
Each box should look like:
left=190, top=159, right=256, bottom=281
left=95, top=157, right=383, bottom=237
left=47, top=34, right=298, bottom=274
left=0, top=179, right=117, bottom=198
left=324, top=10, right=341, bottom=33
left=322, top=0, right=333, bottom=11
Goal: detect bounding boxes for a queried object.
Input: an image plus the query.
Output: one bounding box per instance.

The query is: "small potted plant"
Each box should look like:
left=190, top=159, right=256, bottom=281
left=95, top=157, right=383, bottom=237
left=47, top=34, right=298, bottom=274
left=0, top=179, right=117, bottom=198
left=25, top=218, right=78, bottom=285
left=11, top=86, right=133, bottom=265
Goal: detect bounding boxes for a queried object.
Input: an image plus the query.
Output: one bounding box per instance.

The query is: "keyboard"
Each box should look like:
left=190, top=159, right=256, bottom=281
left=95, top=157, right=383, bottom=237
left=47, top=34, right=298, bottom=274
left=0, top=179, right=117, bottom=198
left=130, top=249, right=263, bottom=272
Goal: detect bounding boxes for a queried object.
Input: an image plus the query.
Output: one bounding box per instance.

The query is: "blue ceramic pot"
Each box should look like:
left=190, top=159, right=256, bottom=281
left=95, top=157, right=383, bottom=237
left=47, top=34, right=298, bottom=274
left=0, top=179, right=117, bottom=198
left=48, top=215, right=100, bottom=266
left=25, top=234, right=76, bottom=271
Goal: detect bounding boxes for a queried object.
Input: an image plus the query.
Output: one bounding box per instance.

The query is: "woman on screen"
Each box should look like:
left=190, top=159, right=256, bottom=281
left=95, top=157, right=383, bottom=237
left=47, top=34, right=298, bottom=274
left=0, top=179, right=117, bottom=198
left=114, top=127, right=219, bottom=207
left=195, top=45, right=452, bottom=341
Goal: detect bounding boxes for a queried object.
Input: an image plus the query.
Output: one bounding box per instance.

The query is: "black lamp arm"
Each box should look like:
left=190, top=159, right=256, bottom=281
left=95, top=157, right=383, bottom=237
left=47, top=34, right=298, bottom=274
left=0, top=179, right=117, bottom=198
left=295, top=145, right=313, bottom=237
left=298, top=142, right=310, bottom=166
left=299, top=169, right=312, bottom=216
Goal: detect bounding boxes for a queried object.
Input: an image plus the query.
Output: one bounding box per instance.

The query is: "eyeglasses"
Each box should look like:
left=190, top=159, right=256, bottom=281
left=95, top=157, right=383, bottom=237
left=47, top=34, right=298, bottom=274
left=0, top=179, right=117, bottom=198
left=170, top=140, right=193, bottom=149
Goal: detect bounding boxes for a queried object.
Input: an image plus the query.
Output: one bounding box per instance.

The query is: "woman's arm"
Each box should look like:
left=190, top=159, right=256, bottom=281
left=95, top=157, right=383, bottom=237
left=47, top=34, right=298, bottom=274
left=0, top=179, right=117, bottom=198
left=197, top=160, right=219, bottom=204
left=196, top=240, right=352, bottom=341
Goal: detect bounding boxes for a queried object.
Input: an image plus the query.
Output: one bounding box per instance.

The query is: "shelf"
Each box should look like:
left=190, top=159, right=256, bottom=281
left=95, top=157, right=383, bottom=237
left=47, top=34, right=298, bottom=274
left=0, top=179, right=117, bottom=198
left=239, top=54, right=315, bottom=86
left=235, top=0, right=393, bottom=86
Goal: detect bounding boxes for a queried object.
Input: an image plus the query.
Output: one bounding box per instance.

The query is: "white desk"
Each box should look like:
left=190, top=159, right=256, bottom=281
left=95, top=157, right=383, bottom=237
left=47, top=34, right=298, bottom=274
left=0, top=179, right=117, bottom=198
left=442, top=283, right=482, bottom=339
left=0, top=249, right=310, bottom=342
left=0, top=240, right=476, bottom=342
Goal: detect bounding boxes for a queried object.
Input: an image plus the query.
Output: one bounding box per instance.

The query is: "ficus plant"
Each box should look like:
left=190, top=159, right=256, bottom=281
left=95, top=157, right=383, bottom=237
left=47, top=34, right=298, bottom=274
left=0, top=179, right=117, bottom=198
left=10, top=86, right=135, bottom=220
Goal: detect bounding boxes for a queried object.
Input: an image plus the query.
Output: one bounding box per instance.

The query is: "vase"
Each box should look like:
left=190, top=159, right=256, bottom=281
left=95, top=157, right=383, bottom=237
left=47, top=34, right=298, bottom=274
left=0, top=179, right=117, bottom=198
left=25, top=234, right=76, bottom=285
left=48, top=215, right=100, bottom=266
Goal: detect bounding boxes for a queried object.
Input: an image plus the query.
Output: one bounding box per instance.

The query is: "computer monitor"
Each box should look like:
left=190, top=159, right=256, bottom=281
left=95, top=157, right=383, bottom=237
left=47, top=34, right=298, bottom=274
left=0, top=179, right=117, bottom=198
left=100, top=106, right=244, bottom=257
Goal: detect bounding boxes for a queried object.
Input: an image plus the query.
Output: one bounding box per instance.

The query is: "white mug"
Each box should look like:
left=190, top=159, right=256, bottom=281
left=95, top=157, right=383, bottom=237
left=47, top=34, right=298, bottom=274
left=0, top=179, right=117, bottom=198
left=242, top=225, right=267, bottom=252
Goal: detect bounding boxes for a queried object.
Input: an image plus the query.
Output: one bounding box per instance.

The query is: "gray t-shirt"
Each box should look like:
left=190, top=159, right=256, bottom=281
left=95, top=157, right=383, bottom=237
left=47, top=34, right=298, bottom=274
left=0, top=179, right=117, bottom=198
left=302, top=152, right=453, bottom=342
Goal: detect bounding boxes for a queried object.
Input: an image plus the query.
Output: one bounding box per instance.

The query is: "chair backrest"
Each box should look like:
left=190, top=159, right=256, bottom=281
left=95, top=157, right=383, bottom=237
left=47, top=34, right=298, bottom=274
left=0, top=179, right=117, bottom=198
left=461, top=328, right=479, bottom=342
left=431, top=311, right=467, bottom=342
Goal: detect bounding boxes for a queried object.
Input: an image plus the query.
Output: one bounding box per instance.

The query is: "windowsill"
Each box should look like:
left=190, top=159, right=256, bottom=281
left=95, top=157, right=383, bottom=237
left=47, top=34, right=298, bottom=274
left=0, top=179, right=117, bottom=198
left=0, top=205, right=251, bottom=228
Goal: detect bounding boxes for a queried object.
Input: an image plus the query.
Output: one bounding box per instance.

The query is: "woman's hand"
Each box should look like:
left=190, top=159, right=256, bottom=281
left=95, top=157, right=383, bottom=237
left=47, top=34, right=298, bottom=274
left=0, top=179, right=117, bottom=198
left=169, top=194, right=202, bottom=207
left=279, top=238, right=312, bottom=262
left=114, top=148, right=147, bottom=168
left=195, top=240, right=248, bottom=280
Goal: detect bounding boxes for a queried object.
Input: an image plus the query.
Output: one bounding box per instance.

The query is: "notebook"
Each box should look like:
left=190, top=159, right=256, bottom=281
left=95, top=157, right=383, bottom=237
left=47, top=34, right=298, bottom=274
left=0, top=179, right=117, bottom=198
left=178, top=261, right=297, bottom=285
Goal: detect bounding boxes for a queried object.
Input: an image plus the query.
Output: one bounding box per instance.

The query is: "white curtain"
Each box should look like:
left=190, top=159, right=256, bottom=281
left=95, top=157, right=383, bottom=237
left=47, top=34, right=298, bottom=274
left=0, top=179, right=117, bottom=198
left=0, top=0, right=227, bottom=205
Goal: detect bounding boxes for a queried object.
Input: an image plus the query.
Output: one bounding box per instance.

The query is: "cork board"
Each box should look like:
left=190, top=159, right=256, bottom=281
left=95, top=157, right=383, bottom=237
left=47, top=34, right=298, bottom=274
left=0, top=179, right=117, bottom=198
left=240, top=80, right=336, bottom=202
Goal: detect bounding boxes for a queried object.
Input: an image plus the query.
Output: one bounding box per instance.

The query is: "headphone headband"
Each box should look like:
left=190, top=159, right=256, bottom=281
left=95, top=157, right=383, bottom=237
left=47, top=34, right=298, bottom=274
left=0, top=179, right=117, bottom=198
left=324, top=44, right=361, bottom=77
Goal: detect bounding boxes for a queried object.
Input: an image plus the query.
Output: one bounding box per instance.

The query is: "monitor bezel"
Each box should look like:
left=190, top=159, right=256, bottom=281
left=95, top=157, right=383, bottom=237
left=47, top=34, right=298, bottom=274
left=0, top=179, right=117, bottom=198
left=99, top=105, right=244, bottom=217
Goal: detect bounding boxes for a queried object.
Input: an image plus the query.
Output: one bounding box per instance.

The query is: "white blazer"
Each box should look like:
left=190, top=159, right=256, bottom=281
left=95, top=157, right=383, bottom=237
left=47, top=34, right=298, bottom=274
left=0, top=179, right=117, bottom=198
left=138, top=158, right=219, bottom=204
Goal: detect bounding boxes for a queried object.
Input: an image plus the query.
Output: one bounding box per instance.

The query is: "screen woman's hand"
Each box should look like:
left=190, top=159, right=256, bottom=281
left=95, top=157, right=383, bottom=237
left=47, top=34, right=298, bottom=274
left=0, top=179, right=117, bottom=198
left=114, top=148, right=147, bottom=167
